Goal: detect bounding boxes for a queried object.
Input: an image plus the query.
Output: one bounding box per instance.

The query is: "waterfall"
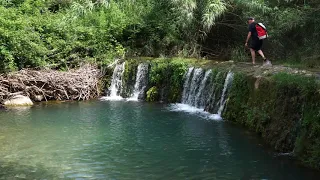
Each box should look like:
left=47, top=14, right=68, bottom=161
left=204, top=72, right=221, bottom=113
left=217, top=71, right=234, bottom=115
left=195, top=70, right=212, bottom=108
left=181, top=67, right=194, bottom=102
left=178, top=68, right=234, bottom=120
left=128, top=63, right=149, bottom=101
left=101, top=62, right=125, bottom=100
left=102, top=61, right=234, bottom=119
left=183, top=68, right=204, bottom=106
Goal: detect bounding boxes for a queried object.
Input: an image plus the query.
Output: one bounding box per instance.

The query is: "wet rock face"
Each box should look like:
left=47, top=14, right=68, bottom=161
left=4, top=95, right=33, bottom=106
left=224, top=72, right=320, bottom=169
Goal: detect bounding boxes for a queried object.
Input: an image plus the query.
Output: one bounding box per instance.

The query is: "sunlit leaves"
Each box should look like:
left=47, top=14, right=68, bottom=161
left=273, top=8, right=305, bottom=32
left=202, top=0, right=226, bottom=31
left=171, top=0, right=197, bottom=26
left=0, top=0, right=319, bottom=71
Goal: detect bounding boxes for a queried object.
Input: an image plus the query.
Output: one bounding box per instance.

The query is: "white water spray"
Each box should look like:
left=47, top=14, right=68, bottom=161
left=176, top=68, right=234, bottom=120
left=195, top=69, right=212, bottom=108
left=217, top=71, right=234, bottom=115
left=182, top=68, right=204, bottom=105
left=181, top=67, right=194, bottom=102
left=100, top=62, right=125, bottom=101
left=128, top=63, right=149, bottom=101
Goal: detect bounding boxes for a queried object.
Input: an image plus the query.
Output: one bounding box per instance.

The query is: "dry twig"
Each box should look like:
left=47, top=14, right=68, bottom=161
left=0, top=64, right=101, bottom=103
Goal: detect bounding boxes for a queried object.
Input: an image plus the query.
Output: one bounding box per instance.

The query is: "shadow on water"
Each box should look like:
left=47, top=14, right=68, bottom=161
left=222, top=122, right=320, bottom=180
left=0, top=161, right=70, bottom=179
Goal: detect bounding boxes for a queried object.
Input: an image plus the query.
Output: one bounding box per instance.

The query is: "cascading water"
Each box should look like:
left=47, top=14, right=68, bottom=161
left=101, top=62, right=125, bottom=100
left=181, top=67, right=194, bottom=102
left=182, top=68, right=204, bottom=106
left=102, top=61, right=234, bottom=119
left=128, top=63, right=149, bottom=101
left=195, top=70, right=212, bottom=108
left=177, top=68, right=234, bottom=120
left=217, top=71, right=234, bottom=115
left=204, top=72, right=221, bottom=113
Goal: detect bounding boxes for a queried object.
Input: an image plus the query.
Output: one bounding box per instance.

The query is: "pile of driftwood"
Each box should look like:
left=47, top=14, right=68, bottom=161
left=0, top=65, right=102, bottom=103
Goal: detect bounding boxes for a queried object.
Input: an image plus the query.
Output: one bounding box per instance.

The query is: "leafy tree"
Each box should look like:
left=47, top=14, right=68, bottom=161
left=0, top=0, right=319, bottom=72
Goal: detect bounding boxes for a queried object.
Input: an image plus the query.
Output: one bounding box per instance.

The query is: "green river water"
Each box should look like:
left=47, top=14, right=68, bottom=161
left=0, top=100, right=319, bottom=179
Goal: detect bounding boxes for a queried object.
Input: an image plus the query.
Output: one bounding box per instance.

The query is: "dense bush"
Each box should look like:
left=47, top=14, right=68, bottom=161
left=0, top=0, right=319, bottom=72
left=148, top=58, right=188, bottom=102
left=0, top=0, right=127, bottom=72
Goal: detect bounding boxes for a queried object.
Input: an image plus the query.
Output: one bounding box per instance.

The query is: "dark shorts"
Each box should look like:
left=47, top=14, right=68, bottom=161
left=250, top=38, right=263, bottom=51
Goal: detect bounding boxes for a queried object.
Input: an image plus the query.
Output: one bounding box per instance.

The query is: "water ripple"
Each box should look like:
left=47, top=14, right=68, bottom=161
left=0, top=101, right=319, bottom=179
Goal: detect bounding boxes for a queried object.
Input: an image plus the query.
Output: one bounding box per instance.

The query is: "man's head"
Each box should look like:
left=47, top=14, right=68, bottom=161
left=247, top=17, right=255, bottom=24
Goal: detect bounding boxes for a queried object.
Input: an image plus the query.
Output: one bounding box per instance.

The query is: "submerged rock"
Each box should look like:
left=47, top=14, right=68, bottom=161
left=4, top=95, right=33, bottom=106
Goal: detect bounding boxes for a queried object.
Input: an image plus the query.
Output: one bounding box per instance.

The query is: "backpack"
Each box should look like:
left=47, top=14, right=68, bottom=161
left=255, top=23, right=268, bottom=40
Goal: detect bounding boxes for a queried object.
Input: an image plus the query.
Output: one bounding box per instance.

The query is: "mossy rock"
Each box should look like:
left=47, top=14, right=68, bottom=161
left=146, top=86, right=159, bottom=102
left=224, top=71, right=320, bottom=169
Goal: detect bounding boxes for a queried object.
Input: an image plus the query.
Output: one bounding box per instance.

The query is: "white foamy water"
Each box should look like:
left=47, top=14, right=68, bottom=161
left=217, top=71, right=234, bottom=115
left=125, top=97, right=139, bottom=102
left=181, top=67, right=194, bottom=102
left=100, top=96, right=142, bottom=102
left=168, top=103, right=222, bottom=121
left=99, top=96, right=124, bottom=101
left=128, top=63, right=149, bottom=101
left=107, top=62, right=125, bottom=100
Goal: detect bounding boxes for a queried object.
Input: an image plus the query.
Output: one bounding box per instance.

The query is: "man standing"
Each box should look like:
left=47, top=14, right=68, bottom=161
left=245, top=17, right=270, bottom=65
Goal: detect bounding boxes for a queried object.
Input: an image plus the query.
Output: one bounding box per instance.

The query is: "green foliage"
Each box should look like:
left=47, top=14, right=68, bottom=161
left=230, top=46, right=248, bottom=62
left=116, top=58, right=187, bottom=102
left=0, top=0, right=319, bottom=72
left=0, top=0, right=128, bottom=72
left=146, top=86, right=159, bottom=102
left=223, top=72, right=251, bottom=123
left=148, top=58, right=188, bottom=102
left=275, top=73, right=320, bottom=168
left=225, top=71, right=320, bottom=169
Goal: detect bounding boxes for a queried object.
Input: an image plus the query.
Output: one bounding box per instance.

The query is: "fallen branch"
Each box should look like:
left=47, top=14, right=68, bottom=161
left=0, top=64, right=102, bottom=103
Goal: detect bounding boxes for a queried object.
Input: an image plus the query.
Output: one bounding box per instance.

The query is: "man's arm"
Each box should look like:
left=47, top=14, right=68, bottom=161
left=245, top=32, right=251, bottom=47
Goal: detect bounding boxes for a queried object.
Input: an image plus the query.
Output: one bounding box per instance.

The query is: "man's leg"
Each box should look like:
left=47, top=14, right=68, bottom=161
left=250, top=48, right=256, bottom=64
left=257, top=50, right=271, bottom=65
left=257, top=50, right=266, bottom=60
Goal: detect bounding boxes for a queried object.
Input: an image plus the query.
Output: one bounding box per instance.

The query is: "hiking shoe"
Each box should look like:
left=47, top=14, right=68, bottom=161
left=263, top=59, right=272, bottom=66
left=266, top=59, right=272, bottom=65
left=263, top=59, right=267, bottom=65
